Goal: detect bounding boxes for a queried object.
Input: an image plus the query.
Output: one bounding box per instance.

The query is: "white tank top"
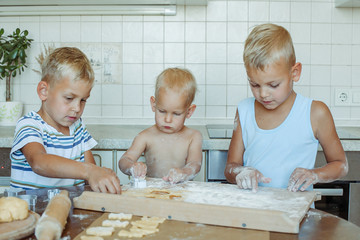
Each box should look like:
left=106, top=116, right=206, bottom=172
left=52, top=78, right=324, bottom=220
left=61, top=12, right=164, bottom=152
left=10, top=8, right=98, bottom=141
left=238, top=94, right=319, bottom=189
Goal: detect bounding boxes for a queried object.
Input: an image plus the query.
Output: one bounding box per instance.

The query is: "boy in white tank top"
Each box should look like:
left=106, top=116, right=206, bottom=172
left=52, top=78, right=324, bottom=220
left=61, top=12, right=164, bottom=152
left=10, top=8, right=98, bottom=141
left=224, top=23, right=348, bottom=192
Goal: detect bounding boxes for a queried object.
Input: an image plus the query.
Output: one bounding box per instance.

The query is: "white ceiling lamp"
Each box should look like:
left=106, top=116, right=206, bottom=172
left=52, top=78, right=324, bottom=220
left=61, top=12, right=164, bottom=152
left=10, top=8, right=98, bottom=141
left=0, top=0, right=177, bottom=16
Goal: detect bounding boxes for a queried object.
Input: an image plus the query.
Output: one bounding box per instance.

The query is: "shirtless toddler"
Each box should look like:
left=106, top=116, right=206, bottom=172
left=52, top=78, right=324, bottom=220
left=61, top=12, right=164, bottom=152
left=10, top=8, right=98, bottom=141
left=119, top=68, right=203, bottom=184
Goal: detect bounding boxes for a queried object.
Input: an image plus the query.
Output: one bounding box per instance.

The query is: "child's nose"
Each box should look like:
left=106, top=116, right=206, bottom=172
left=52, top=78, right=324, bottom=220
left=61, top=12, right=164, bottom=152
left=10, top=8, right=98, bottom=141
left=260, top=88, right=269, bottom=98
left=165, top=113, right=172, bottom=123
left=72, top=101, right=81, bottom=112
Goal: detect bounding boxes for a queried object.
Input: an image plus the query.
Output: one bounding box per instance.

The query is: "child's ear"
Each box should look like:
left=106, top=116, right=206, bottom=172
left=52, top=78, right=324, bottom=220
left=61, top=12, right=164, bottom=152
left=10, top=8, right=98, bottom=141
left=291, top=62, right=302, bottom=83
left=186, top=104, right=196, bottom=119
left=150, top=96, right=156, bottom=112
left=37, top=81, right=49, bottom=101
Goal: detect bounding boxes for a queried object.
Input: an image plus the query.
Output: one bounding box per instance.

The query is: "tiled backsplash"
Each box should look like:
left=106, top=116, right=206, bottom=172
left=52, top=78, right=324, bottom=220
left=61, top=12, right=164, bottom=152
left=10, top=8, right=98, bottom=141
left=0, top=0, right=360, bottom=125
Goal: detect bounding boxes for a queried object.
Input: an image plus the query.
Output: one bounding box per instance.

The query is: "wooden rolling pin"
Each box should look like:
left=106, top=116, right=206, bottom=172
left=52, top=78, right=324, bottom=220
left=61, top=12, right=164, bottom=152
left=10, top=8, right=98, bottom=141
left=35, top=190, right=71, bottom=240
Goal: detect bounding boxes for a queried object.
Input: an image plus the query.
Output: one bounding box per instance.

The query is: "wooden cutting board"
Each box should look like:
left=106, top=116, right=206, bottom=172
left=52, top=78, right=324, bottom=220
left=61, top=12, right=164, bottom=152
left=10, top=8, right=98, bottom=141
left=0, top=211, right=40, bottom=240
left=73, top=179, right=318, bottom=234
left=74, top=212, right=270, bottom=240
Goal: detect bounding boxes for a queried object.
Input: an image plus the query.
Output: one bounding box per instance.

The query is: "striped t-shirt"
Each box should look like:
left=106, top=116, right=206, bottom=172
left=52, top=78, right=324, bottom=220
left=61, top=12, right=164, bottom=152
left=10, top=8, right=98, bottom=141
left=10, top=111, right=97, bottom=189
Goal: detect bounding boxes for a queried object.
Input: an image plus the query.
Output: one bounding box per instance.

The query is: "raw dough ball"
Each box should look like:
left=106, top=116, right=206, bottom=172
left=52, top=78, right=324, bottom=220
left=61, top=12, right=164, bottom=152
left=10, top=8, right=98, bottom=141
left=0, top=197, right=29, bottom=222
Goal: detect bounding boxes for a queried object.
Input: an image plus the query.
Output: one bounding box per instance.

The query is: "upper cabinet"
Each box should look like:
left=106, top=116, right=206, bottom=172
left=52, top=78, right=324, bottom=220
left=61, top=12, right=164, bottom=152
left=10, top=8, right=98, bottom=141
left=0, top=0, right=208, bottom=16
left=335, top=0, right=360, bottom=7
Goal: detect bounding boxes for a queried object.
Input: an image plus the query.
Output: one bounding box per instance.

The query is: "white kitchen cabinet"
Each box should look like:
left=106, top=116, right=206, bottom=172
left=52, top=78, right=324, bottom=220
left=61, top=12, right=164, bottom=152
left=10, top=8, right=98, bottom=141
left=92, top=150, right=132, bottom=186
left=92, top=150, right=114, bottom=169
left=193, top=152, right=206, bottom=182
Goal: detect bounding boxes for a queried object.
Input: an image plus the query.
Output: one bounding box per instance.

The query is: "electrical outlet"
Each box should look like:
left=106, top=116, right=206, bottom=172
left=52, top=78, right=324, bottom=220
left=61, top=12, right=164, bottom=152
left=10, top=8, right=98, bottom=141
left=335, top=88, right=351, bottom=106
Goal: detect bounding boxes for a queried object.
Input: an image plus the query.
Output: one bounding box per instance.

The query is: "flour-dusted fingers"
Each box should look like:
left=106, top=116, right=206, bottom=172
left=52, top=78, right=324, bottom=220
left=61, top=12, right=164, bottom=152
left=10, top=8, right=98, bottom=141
left=131, top=162, right=147, bottom=178
left=288, top=168, right=318, bottom=192
left=235, top=167, right=265, bottom=191
left=88, top=165, right=121, bottom=194
left=165, top=168, right=187, bottom=184
left=112, top=177, right=122, bottom=194
left=251, top=175, right=259, bottom=193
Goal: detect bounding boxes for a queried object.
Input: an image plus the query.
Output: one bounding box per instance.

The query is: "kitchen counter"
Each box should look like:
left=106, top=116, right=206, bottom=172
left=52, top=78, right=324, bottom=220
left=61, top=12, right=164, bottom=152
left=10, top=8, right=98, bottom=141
left=3, top=185, right=360, bottom=240
left=1, top=125, right=360, bottom=151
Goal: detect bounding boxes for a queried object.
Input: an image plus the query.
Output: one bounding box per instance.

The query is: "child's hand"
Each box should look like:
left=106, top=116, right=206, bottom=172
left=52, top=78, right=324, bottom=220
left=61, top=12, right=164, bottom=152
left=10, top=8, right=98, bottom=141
left=87, top=165, right=121, bottom=194
left=287, top=167, right=319, bottom=192
left=235, top=167, right=271, bottom=192
left=130, top=162, right=147, bottom=179
left=163, top=168, right=186, bottom=184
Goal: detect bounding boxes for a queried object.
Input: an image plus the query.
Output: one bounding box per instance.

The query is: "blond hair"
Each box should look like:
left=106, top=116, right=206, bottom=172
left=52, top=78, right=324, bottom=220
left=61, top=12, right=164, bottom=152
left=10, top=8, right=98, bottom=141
left=243, top=23, right=296, bottom=71
left=155, top=68, right=197, bottom=107
left=41, top=47, right=94, bottom=86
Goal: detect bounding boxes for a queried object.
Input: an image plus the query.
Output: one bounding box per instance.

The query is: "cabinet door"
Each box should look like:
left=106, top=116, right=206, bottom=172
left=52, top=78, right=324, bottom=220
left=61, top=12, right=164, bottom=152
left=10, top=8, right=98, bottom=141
left=92, top=150, right=113, bottom=169
left=192, top=152, right=206, bottom=182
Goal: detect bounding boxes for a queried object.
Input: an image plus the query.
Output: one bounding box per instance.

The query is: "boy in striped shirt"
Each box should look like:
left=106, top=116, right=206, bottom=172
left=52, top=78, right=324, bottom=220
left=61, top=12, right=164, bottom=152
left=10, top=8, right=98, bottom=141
left=10, top=47, right=121, bottom=194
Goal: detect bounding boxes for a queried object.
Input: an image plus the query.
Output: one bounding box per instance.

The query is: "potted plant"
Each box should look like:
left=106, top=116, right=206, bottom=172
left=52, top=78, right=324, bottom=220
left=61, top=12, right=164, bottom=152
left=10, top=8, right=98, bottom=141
left=0, top=28, right=33, bottom=126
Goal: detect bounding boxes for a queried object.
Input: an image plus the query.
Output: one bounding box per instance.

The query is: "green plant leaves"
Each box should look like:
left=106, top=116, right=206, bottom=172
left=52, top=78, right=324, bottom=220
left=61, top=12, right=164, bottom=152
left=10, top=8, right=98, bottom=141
left=0, top=27, right=33, bottom=101
left=9, top=48, right=18, bottom=60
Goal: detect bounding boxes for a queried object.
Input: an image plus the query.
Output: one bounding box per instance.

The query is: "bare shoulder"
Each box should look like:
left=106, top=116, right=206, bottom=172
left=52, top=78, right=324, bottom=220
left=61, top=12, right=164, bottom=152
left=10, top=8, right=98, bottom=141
left=311, top=100, right=332, bottom=122
left=311, top=100, right=335, bottom=139
left=133, top=125, right=157, bottom=142
left=184, top=127, right=203, bottom=140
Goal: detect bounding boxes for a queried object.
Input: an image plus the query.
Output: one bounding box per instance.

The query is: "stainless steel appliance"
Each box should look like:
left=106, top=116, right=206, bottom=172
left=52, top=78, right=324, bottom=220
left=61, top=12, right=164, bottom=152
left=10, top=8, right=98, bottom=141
left=0, top=148, right=11, bottom=186
left=206, top=125, right=360, bottom=227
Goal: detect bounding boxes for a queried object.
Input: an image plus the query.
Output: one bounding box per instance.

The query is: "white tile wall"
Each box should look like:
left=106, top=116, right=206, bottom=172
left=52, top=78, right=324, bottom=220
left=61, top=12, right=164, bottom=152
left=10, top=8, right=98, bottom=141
left=1, top=0, right=360, bottom=125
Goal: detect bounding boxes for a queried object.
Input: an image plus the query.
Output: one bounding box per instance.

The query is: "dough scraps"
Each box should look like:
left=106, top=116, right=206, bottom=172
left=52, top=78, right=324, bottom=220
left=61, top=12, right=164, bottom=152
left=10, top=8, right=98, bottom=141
left=108, top=213, right=132, bottom=220
left=0, top=197, right=29, bottom=223
left=102, top=219, right=129, bottom=228
left=131, top=219, right=159, bottom=229
left=80, top=236, right=104, bottom=240
left=116, top=215, right=165, bottom=238
left=86, top=226, right=115, bottom=236
left=144, top=189, right=182, bottom=200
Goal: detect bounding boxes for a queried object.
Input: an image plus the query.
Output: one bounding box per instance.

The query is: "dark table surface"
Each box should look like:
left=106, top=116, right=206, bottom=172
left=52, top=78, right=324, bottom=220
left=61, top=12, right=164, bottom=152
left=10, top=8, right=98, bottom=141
left=6, top=186, right=360, bottom=240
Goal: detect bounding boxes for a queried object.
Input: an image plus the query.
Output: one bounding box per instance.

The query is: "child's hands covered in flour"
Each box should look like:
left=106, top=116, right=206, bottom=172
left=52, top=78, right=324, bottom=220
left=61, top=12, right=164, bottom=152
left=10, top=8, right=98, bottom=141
left=235, top=167, right=271, bottom=192
left=163, top=168, right=186, bottom=184
left=287, top=167, right=319, bottom=192
left=130, top=162, right=147, bottom=179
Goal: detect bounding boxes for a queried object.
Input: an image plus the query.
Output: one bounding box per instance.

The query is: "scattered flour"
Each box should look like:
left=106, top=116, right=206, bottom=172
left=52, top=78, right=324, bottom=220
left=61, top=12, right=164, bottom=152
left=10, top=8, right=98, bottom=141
left=72, top=214, right=92, bottom=220
left=131, top=178, right=315, bottom=221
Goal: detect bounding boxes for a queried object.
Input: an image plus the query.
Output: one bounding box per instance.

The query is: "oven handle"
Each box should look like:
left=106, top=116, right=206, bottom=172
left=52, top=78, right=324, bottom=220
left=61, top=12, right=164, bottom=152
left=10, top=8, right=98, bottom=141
left=314, top=188, right=343, bottom=196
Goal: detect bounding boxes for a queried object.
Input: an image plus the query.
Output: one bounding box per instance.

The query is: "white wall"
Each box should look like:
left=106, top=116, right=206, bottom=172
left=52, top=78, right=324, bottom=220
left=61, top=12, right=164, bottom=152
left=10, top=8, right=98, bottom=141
left=1, top=0, right=360, bottom=125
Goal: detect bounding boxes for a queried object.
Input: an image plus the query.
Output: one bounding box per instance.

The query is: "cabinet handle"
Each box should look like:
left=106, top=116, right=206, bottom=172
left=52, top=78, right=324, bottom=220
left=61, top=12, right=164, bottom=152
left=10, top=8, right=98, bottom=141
left=314, top=188, right=343, bottom=196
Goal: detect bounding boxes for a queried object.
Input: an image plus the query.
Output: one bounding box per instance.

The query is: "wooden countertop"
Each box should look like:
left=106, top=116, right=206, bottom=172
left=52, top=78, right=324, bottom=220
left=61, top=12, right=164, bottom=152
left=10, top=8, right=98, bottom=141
left=9, top=186, right=360, bottom=240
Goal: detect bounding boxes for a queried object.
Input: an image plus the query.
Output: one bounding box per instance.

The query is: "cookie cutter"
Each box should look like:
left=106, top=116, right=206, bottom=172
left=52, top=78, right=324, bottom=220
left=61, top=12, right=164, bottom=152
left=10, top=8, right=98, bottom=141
left=132, top=178, right=147, bottom=188
left=18, top=194, right=37, bottom=211
left=47, top=188, right=61, bottom=200
left=3, top=188, right=25, bottom=197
